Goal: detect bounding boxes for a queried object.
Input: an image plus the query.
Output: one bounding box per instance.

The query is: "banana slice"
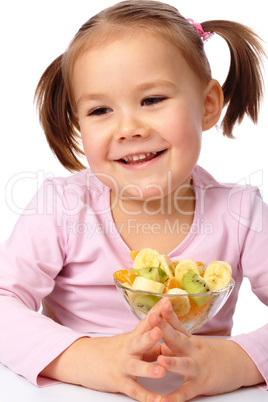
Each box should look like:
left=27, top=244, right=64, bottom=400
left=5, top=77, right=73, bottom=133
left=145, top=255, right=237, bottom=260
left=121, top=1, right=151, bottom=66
left=133, top=248, right=160, bottom=269
left=203, top=261, right=232, bottom=290
left=132, top=276, right=165, bottom=294
left=175, top=259, right=200, bottom=288
left=157, top=254, right=175, bottom=278
left=167, top=288, right=191, bottom=316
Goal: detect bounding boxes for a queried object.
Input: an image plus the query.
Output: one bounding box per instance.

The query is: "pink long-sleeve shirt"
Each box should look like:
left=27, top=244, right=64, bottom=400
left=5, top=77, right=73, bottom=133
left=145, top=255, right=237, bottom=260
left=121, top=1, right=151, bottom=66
left=0, top=165, right=267, bottom=388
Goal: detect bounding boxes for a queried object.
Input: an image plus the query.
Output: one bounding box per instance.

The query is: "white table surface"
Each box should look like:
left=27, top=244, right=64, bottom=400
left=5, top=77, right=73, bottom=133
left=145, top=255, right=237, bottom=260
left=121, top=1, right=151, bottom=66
left=1, top=362, right=267, bottom=402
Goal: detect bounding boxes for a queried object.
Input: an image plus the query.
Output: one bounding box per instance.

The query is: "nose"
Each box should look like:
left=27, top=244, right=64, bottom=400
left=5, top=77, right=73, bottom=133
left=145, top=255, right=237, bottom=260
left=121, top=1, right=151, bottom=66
left=115, top=112, right=150, bottom=141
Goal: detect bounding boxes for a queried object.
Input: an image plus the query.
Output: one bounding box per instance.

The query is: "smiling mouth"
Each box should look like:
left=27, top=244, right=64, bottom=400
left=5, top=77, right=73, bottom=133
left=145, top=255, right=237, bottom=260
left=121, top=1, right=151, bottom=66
left=120, top=150, right=165, bottom=165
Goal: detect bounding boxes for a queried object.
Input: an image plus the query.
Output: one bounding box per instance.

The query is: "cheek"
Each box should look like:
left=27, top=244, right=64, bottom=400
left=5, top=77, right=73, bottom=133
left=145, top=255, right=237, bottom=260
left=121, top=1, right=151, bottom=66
left=80, top=129, right=91, bottom=157
left=162, top=102, right=203, bottom=146
left=80, top=126, right=102, bottom=169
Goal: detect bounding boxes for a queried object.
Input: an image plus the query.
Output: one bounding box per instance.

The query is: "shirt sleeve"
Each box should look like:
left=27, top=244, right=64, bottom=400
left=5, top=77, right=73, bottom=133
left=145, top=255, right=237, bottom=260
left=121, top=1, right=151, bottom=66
left=228, top=189, right=268, bottom=389
left=0, top=178, right=86, bottom=386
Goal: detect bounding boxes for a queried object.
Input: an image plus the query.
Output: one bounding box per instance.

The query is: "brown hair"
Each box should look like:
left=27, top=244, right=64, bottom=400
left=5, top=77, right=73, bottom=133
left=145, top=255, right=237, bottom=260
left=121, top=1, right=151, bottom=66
left=35, top=0, right=266, bottom=172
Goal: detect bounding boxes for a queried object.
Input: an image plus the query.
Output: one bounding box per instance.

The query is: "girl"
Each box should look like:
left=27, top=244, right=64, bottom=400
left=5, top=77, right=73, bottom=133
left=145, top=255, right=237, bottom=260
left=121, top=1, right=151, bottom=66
left=0, top=1, right=267, bottom=401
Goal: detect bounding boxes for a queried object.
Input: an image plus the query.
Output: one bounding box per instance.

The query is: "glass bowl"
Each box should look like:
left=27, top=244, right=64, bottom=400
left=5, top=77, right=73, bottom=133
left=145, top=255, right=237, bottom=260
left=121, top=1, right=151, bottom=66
left=114, top=278, right=235, bottom=334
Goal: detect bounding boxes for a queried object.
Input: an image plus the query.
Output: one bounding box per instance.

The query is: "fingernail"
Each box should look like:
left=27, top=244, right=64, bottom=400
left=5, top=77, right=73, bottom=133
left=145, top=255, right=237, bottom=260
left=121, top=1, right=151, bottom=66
left=164, top=356, right=170, bottom=364
left=162, top=299, right=172, bottom=312
left=166, top=300, right=173, bottom=312
left=153, top=396, right=162, bottom=402
left=154, top=365, right=161, bottom=375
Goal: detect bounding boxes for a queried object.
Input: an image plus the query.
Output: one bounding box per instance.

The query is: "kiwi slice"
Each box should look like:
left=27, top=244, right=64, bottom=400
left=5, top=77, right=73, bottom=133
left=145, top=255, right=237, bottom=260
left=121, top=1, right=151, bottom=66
left=134, top=294, right=161, bottom=313
left=132, top=267, right=168, bottom=283
left=182, top=270, right=211, bottom=306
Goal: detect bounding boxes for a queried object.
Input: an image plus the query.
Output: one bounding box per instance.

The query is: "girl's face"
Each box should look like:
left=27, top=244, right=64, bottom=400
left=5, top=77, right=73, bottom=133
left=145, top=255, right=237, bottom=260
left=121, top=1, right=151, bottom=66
left=73, top=31, right=208, bottom=201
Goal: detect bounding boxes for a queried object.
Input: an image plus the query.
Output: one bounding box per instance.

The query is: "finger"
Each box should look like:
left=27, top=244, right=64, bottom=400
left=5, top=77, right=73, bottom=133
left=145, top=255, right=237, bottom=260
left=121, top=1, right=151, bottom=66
left=147, top=313, right=189, bottom=355
left=149, top=295, right=166, bottom=314
left=157, top=355, right=197, bottom=377
left=123, top=377, right=163, bottom=402
left=135, top=298, right=165, bottom=335
left=149, top=313, right=185, bottom=354
left=129, top=326, right=163, bottom=356
left=125, top=358, right=166, bottom=379
left=147, top=309, right=189, bottom=354
left=156, top=318, right=191, bottom=355
left=161, top=299, right=190, bottom=337
left=162, top=381, right=197, bottom=402
left=143, top=343, right=162, bottom=362
left=160, top=342, right=173, bottom=357
left=147, top=311, right=162, bottom=329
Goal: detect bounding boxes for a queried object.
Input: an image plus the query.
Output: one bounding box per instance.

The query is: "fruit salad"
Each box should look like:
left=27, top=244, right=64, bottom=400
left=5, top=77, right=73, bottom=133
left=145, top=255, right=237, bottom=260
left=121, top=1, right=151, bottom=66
left=113, top=248, right=233, bottom=321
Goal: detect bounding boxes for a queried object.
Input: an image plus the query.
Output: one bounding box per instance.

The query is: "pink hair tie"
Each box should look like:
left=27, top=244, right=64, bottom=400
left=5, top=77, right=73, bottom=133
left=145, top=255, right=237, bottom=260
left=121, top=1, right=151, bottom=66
left=188, top=18, right=214, bottom=41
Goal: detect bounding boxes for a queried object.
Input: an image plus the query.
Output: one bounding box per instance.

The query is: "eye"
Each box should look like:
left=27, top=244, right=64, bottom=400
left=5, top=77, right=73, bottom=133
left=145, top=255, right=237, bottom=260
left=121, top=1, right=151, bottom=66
left=142, top=97, right=166, bottom=106
left=88, top=107, right=112, bottom=116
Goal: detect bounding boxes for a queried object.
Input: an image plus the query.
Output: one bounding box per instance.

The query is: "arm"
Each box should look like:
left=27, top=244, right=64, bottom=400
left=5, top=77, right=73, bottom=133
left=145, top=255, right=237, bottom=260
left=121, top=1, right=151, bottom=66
left=0, top=179, right=86, bottom=385
left=228, top=190, right=268, bottom=388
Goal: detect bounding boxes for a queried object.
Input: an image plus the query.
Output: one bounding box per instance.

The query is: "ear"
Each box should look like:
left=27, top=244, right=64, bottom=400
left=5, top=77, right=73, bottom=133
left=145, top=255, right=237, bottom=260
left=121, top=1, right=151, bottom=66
left=202, top=79, right=224, bottom=131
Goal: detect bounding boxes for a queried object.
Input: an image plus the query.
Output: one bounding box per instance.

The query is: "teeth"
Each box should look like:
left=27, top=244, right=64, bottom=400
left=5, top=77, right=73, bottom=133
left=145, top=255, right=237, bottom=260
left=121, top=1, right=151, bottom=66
left=122, top=152, right=157, bottom=162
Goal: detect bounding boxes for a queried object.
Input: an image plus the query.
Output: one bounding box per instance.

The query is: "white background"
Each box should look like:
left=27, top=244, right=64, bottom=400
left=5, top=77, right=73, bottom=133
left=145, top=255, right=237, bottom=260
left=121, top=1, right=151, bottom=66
left=0, top=0, right=267, bottom=336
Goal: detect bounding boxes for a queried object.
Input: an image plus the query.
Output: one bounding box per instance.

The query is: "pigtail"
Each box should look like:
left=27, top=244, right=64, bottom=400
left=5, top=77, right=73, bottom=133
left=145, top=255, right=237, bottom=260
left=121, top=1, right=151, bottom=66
left=202, top=20, right=266, bottom=137
left=35, top=55, right=86, bottom=172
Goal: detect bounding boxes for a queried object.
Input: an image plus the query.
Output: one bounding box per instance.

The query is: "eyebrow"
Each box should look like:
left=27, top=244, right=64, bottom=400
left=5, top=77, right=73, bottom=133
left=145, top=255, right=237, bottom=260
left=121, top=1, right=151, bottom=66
left=77, top=93, right=107, bottom=106
left=77, top=80, right=177, bottom=106
left=135, top=80, right=177, bottom=92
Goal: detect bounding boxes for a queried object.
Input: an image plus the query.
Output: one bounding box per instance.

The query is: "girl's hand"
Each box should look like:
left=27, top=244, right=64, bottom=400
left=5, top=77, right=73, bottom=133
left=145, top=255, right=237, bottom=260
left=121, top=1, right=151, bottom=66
left=41, top=303, right=166, bottom=402
left=150, top=299, right=264, bottom=402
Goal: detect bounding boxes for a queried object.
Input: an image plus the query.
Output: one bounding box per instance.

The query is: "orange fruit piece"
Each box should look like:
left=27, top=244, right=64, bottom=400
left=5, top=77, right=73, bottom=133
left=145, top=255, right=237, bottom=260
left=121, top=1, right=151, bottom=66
left=129, top=250, right=140, bottom=261
left=196, top=261, right=205, bottom=275
left=178, top=297, right=211, bottom=322
left=163, top=277, right=179, bottom=293
left=113, top=269, right=137, bottom=285
left=187, top=298, right=211, bottom=317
